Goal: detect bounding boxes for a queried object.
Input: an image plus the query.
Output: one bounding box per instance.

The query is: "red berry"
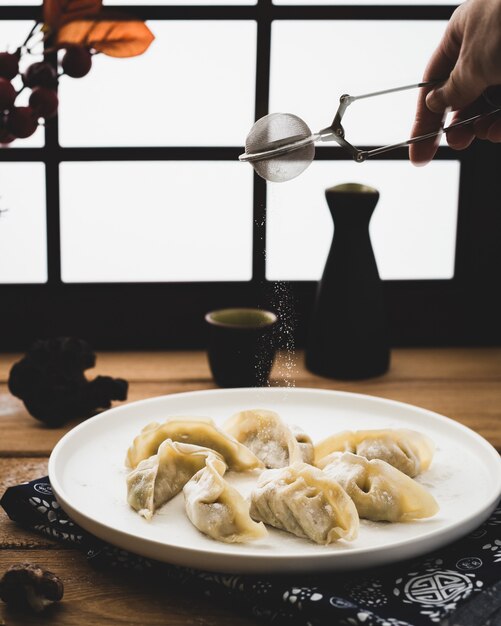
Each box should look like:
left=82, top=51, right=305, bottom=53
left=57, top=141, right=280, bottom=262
left=0, top=77, right=16, bottom=110
left=61, top=47, right=92, bottom=78
left=0, top=128, right=15, bottom=144
left=23, top=62, right=57, bottom=88
left=0, top=52, right=19, bottom=80
left=29, top=87, right=59, bottom=119
left=6, top=106, right=38, bottom=138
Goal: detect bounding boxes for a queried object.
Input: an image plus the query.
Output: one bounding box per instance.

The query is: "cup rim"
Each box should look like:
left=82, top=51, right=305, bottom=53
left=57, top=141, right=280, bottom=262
left=205, top=307, right=277, bottom=329
left=326, top=182, right=378, bottom=194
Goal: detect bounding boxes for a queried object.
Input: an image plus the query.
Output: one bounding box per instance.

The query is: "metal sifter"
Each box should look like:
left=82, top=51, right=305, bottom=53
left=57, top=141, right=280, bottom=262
left=239, top=79, right=501, bottom=182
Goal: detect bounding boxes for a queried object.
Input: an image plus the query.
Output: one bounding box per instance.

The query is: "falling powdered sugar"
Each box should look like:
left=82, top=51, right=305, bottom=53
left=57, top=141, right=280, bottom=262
left=268, top=281, right=299, bottom=389
left=253, top=206, right=298, bottom=390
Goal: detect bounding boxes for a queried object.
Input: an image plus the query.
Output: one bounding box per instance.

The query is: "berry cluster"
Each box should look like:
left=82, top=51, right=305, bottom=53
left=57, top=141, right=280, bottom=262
left=0, top=1, right=154, bottom=146
left=0, top=33, right=93, bottom=145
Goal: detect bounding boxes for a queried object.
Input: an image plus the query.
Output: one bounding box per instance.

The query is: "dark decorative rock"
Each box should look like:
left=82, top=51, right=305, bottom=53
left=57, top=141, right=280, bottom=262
left=8, top=337, right=128, bottom=427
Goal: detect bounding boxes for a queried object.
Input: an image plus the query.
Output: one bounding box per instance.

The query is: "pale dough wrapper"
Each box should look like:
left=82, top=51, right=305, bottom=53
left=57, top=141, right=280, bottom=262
left=183, top=456, right=267, bottom=543
left=320, top=451, right=439, bottom=522
left=125, top=416, right=263, bottom=471
left=250, top=462, right=359, bottom=545
left=224, top=408, right=314, bottom=469
left=314, top=429, right=435, bottom=477
left=126, top=440, right=223, bottom=520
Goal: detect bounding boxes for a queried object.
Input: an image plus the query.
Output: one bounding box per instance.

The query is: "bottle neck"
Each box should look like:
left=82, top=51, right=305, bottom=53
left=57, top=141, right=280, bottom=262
left=327, top=195, right=378, bottom=230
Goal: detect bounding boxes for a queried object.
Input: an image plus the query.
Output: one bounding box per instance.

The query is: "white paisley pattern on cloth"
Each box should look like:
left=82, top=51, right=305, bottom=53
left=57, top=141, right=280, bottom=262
left=393, top=567, right=484, bottom=624
left=283, top=587, right=323, bottom=610
left=455, top=557, right=483, bottom=571
left=403, top=571, right=473, bottom=605
left=482, top=539, right=501, bottom=562
left=338, top=612, right=413, bottom=626
left=349, top=580, right=388, bottom=608
left=486, top=506, right=501, bottom=526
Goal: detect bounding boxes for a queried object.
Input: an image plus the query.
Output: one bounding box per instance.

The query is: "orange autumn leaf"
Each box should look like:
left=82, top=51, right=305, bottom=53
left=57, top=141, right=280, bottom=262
left=44, top=0, right=102, bottom=31
left=56, top=20, right=155, bottom=58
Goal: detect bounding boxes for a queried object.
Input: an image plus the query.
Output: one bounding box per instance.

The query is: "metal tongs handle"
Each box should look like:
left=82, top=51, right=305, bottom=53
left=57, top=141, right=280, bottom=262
left=321, top=79, right=501, bottom=162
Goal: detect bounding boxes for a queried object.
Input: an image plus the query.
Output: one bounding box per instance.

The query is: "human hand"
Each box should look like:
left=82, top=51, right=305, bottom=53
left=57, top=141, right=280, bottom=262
left=410, top=0, right=501, bottom=166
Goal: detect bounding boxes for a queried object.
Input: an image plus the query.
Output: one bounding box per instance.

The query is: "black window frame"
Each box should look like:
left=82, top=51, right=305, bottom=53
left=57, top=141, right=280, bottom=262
left=1, top=2, right=501, bottom=350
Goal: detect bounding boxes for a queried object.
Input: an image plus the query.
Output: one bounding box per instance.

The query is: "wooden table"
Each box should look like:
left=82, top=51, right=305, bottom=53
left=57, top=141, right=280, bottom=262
left=1, top=348, right=500, bottom=625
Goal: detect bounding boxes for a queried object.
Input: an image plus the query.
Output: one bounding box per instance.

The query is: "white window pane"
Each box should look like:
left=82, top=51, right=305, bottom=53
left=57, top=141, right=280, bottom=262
left=105, top=0, right=256, bottom=4
left=0, top=21, right=38, bottom=55
left=60, top=162, right=253, bottom=282
left=58, top=21, right=256, bottom=147
left=270, top=20, right=448, bottom=147
left=266, top=160, right=460, bottom=281
left=274, top=0, right=462, bottom=4
left=0, top=1, right=41, bottom=4
left=0, top=163, right=47, bottom=283
left=0, top=20, right=44, bottom=147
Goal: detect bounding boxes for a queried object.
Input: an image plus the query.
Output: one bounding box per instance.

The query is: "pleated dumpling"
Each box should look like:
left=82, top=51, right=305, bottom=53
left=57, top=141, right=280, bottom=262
left=126, top=416, right=263, bottom=471
left=319, top=452, right=439, bottom=522
left=127, top=440, right=221, bottom=520
left=183, top=456, right=267, bottom=543
left=250, top=462, right=359, bottom=544
left=314, top=429, right=435, bottom=477
left=224, top=409, right=314, bottom=469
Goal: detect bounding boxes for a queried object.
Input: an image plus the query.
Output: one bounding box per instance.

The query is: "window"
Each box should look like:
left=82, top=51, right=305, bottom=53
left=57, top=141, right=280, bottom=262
left=0, top=162, right=47, bottom=283
left=59, top=161, right=253, bottom=282
left=1, top=1, right=500, bottom=349
left=266, top=160, right=460, bottom=282
left=58, top=21, right=257, bottom=147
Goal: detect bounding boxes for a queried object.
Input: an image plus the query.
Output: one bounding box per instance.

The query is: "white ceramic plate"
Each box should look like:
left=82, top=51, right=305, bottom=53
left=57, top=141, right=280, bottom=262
left=49, top=387, right=501, bottom=574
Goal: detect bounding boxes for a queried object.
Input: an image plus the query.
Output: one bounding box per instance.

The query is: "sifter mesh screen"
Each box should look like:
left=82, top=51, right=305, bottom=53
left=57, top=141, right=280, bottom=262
left=245, top=113, right=315, bottom=183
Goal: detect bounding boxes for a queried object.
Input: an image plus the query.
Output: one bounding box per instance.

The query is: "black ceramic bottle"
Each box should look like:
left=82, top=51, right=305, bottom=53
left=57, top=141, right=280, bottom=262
left=305, top=183, right=390, bottom=379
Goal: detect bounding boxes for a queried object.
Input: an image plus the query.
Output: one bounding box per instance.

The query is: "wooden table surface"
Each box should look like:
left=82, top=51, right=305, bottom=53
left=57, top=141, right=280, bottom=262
left=1, top=348, right=500, bottom=625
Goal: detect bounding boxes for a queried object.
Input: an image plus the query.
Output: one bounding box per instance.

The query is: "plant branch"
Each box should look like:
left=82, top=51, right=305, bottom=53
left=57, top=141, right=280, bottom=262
left=21, top=22, right=41, bottom=49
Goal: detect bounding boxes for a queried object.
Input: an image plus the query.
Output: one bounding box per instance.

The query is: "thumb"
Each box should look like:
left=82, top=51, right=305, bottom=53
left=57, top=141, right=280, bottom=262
left=426, top=64, right=486, bottom=113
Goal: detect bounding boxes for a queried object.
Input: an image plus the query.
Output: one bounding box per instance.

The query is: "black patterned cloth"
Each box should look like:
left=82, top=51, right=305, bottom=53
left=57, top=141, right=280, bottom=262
left=2, top=477, right=501, bottom=626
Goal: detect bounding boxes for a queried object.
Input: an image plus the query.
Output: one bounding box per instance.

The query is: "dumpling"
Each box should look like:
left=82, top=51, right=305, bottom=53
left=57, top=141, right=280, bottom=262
left=250, top=462, right=359, bottom=544
left=290, top=424, right=315, bottom=466
left=319, top=451, right=439, bottom=522
left=223, top=409, right=314, bottom=468
left=314, top=429, right=435, bottom=477
left=183, top=456, right=267, bottom=543
left=127, top=439, right=221, bottom=520
left=126, top=416, right=263, bottom=471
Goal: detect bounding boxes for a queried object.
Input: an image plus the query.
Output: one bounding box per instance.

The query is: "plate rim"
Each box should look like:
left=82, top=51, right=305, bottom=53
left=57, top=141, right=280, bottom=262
left=48, top=386, right=501, bottom=572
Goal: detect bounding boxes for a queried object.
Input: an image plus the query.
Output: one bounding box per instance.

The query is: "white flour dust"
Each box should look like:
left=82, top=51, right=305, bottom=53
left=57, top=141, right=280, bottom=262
left=253, top=209, right=299, bottom=390
left=269, top=281, right=299, bottom=389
